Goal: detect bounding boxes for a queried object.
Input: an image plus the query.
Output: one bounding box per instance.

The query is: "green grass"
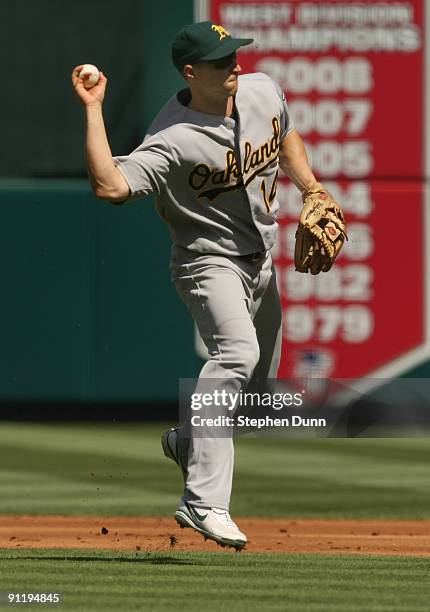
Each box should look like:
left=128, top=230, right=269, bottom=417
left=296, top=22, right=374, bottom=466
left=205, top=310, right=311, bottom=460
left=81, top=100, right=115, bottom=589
left=1, top=423, right=429, bottom=612
left=0, top=548, right=429, bottom=612
left=0, top=422, right=429, bottom=518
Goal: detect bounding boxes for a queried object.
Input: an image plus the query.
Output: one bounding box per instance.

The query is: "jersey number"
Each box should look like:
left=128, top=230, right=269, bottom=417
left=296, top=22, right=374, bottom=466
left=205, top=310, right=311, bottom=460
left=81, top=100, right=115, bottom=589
left=260, top=171, right=278, bottom=213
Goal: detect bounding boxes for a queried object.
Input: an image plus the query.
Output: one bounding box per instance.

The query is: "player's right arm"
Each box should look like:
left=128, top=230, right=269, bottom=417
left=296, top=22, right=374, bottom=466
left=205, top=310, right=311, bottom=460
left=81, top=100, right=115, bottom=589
left=71, top=65, right=130, bottom=203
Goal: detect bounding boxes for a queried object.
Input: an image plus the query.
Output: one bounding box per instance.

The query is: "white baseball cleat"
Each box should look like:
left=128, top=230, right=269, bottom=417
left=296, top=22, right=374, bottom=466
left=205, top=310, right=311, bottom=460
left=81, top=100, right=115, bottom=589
left=161, top=428, right=187, bottom=481
left=175, top=499, right=247, bottom=550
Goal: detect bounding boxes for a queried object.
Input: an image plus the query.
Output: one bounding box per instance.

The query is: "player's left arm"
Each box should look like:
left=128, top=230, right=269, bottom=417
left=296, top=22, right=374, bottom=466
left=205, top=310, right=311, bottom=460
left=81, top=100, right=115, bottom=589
left=278, top=128, right=318, bottom=194
left=280, top=128, right=347, bottom=274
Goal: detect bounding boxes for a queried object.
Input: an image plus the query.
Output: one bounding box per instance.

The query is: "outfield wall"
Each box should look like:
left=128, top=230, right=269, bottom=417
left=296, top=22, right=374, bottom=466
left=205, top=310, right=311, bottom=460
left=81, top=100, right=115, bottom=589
left=0, top=0, right=203, bottom=410
left=1, top=181, right=202, bottom=407
left=1, top=1, right=429, bottom=414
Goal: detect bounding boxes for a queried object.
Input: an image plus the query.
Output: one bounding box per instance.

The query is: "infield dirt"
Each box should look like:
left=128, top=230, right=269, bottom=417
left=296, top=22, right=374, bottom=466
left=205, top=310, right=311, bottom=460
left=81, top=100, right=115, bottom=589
left=1, top=516, right=430, bottom=556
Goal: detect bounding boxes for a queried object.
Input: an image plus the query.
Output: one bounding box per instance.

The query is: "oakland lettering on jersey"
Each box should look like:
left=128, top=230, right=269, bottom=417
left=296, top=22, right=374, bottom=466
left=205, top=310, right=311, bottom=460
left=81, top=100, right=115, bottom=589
left=188, top=116, right=281, bottom=203
left=188, top=150, right=241, bottom=191
left=243, top=117, right=280, bottom=177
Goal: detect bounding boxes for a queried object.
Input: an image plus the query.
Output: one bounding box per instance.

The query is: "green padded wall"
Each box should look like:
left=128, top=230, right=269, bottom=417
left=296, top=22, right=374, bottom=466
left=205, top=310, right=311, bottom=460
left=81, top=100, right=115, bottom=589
left=1, top=181, right=201, bottom=403
left=0, top=0, right=202, bottom=404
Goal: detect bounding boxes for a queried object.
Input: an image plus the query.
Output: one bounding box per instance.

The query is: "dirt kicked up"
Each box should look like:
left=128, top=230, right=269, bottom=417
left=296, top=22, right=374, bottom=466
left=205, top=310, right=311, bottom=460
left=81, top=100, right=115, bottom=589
left=1, top=517, right=430, bottom=556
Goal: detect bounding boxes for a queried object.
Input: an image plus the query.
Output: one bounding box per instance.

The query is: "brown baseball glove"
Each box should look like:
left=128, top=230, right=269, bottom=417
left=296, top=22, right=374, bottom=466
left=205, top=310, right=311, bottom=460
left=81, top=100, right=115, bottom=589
left=294, top=182, right=347, bottom=274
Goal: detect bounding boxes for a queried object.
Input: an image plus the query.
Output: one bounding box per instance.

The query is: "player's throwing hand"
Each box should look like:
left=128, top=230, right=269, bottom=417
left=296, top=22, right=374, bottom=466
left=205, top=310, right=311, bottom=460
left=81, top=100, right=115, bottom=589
left=71, top=65, right=107, bottom=107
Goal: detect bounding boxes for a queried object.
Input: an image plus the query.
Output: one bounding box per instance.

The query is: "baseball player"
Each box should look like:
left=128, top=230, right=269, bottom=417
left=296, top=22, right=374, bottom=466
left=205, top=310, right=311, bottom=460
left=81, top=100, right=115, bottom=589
left=72, top=21, right=326, bottom=550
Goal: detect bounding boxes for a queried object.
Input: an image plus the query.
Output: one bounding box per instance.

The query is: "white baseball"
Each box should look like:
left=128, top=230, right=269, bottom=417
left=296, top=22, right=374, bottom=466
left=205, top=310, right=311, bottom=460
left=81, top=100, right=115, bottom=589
left=78, top=64, right=100, bottom=89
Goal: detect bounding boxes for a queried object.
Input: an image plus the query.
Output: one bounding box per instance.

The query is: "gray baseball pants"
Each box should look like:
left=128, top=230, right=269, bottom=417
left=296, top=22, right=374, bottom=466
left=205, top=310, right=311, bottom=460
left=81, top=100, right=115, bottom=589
left=170, top=245, right=282, bottom=510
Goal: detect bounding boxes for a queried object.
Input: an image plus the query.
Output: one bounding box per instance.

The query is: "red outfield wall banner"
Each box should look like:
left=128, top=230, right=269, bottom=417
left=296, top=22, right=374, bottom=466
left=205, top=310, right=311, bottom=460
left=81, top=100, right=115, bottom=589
left=195, top=0, right=429, bottom=379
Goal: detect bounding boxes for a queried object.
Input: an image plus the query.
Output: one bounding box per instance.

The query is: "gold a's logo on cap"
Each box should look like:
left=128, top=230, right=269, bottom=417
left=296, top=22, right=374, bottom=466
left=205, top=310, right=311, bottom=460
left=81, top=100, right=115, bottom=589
left=211, top=24, right=230, bottom=40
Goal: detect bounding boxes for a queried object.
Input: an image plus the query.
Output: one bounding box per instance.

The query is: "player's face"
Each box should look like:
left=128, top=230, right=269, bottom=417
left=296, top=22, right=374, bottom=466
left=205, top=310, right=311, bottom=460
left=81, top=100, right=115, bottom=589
left=192, top=54, right=242, bottom=98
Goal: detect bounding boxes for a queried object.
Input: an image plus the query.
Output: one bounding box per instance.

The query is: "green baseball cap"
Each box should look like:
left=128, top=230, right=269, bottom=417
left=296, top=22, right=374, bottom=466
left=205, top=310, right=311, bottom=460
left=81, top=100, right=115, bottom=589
left=172, top=21, right=253, bottom=71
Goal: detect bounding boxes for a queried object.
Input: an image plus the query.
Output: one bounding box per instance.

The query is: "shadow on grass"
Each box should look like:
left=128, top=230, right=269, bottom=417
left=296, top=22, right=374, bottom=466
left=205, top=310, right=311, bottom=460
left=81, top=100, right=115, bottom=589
left=0, top=554, right=202, bottom=565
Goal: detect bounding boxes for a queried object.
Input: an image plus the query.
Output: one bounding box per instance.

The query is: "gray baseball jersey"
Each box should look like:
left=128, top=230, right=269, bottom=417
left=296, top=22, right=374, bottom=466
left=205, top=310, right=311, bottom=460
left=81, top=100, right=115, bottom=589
left=114, top=72, right=292, bottom=514
left=113, top=72, right=294, bottom=256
